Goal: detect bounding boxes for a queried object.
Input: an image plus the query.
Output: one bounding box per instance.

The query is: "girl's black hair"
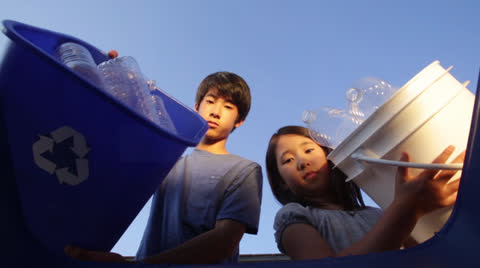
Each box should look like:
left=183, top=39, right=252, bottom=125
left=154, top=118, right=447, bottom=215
left=265, top=125, right=365, bottom=210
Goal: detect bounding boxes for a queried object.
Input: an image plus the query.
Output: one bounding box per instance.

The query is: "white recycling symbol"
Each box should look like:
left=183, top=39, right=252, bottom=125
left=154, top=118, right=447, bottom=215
left=32, top=126, right=90, bottom=186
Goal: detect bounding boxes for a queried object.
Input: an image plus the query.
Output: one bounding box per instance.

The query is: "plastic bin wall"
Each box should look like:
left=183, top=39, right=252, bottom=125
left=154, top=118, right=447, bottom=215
left=0, top=20, right=207, bottom=258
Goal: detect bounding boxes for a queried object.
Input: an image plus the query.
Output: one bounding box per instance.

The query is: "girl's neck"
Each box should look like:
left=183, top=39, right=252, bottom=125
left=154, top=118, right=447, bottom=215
left=311, top=202, right=344, bottom=210
left=303, top=195, right=344, bottom=210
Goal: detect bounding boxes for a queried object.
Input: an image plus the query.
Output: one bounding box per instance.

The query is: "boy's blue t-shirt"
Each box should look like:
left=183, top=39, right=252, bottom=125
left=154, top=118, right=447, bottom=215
left=136, top=149, right=263, bottom=263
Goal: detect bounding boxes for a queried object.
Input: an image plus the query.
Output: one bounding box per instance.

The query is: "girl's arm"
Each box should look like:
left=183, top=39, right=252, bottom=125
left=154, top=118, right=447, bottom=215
left=282, top=145, right=464, bottom=260
left=282, top=223, right=336, bottom=259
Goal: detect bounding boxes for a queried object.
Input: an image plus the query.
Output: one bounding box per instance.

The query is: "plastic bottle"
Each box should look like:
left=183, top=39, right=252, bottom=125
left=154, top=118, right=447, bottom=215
left=346, top=77, right=397, bottom=120
left=302, top=106, right=347, bottom=148
left=56, top=42, right=105, bottom=87
left=303, top=77, right=397, bottom=148
left=97, top=56, right=176, bottom=131
left=146, top=80, right=177, bottom=134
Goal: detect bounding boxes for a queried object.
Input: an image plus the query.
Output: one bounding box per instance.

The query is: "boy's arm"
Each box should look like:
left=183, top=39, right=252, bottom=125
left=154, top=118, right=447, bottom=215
left=66, top=163, right=261, bottom=264
left=65, top=219, right=246, bottom=264
left=141, top=219, right=246, bottom=264
left=142, top=162, right=262, bottom=264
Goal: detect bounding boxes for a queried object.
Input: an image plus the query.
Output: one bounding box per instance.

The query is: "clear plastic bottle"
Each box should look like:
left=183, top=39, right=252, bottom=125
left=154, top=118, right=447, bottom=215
left=302, top=106, right=347, bottom=148
left=303, top=77, right=397, bottom=148
left=97, top=56, right=176, bottom=131
left=346, top=77, right=396, bottom=120
left=146, top=80, right=177, bottom=134
left=56, top=42, right=105, bottom=87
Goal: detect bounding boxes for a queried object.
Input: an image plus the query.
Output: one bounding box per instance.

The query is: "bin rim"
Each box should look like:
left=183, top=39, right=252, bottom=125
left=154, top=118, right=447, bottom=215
left=1, top=19, right=207, bottom=147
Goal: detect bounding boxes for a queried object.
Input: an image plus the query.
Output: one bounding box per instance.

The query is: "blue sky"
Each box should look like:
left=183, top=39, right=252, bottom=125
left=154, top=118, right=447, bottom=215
left=1, top=0, right=479, bottom=256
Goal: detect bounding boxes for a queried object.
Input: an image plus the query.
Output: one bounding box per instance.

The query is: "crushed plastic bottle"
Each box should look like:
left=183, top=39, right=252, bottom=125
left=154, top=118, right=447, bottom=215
left=56, top=42, right=105, bottom=87
left=58, top=43, right=176, bottom=133
left=97, top=56, right=176, bottom=133
left=97, top=56, right=159, bottom=125
left=303, top=77, right=397, bottom=148
left=146, top=79, right=177, bottom=134
left=347, top=77, right=396, bottom=120
left=302, top=106, right=347, bottom=148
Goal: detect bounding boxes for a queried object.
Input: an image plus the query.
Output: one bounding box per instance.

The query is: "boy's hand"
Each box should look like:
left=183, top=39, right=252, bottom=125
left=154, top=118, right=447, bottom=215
left=107, top=50, right=119, bottom=59
left=394, top=145, right=465, bottom=220
left=64, top=245, right=130, bottom=263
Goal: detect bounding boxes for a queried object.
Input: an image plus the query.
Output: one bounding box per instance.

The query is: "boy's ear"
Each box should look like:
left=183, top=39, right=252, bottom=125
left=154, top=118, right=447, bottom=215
left=234, top=119, right=245, bottom=129
left=194, top=103, right=199, bottom=112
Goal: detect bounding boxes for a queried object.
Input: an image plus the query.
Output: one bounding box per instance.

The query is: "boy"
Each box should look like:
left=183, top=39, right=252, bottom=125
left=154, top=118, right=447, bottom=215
left=66, top=72, right=263, bottom=264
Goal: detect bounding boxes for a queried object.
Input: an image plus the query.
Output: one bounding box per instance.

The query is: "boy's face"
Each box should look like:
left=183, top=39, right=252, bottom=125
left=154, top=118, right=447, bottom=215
left=194, top=88, right=244, bottom=142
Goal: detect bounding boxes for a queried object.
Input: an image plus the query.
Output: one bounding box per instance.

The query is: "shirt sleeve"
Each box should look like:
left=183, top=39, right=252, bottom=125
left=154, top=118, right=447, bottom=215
left=216, top=162, right=263, bottom=234
left=273, top=203, right=312, bottom=253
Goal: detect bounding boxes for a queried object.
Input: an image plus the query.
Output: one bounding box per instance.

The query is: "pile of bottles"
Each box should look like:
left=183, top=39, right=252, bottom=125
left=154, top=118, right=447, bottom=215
left=56, top=42, right=176, bottom=133
left=302, top=77, right=398, bottom=148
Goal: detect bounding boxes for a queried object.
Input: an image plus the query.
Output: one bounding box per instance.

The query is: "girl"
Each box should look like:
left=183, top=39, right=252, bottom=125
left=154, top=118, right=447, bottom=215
left=266, top=125, right=464, bottom=260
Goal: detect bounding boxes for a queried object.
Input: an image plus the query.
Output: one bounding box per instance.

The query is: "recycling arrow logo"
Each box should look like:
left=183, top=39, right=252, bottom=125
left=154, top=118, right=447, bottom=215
left=32, top=126, right=90, bottom=186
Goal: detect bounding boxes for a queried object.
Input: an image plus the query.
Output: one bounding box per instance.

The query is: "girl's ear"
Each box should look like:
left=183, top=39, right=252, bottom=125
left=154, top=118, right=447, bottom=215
left=279, top=181, right=297, bottom=204
left=279, top=179, right=291, bottom=193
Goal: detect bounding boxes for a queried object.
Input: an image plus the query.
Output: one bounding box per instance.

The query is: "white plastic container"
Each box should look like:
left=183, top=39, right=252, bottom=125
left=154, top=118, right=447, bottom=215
left=327, top=60, right=474, bottom=242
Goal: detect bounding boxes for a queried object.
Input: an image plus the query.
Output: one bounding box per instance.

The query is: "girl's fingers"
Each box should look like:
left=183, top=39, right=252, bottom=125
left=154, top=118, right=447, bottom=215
left=442, top=191, right=458, bottom=207
left=397, top=152, right=410, bottom=182
left=435, top=145, right=456, bottom=163
left=435, top=150, right=466, bottom=182
left=444, top=179, right=461, bottom=196
left=454, top=151, right=466, bottom=163
left=436, top=169, right=459, bottom=182
left=419, top=145, right=456, bottom=179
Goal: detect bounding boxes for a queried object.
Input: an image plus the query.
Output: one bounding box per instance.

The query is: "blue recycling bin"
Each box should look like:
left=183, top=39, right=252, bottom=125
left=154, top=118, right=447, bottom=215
left=0, top=20, right=207, bottom=258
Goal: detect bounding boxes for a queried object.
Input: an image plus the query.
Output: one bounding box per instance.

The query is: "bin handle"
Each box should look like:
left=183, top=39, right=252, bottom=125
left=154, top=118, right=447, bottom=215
left=350, top=150, right=463, bottom=170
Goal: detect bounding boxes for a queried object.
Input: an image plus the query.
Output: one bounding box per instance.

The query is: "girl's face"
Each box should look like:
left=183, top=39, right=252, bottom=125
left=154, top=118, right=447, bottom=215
left=275, top=134, right=330, bottom=199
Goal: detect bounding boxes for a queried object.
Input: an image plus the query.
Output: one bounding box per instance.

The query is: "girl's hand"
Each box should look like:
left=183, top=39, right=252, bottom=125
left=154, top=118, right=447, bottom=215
left=393, top=145, right=465, bottom=220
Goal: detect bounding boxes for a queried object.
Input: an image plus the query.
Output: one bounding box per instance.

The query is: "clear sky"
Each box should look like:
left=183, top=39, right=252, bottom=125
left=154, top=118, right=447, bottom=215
left=1, top=0, right=479, bottom=256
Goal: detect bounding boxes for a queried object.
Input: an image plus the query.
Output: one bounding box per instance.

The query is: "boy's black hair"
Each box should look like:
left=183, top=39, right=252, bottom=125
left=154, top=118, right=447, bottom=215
left=265, top=125, right=365, bottom=210
left=195, top=71, right=251, bottom=124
